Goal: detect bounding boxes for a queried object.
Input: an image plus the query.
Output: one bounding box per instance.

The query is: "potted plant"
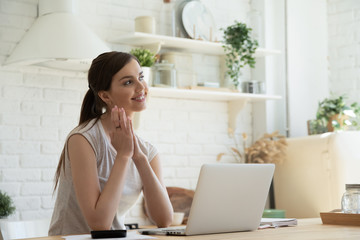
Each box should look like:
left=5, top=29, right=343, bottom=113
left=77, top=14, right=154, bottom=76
left=217, top=131, right=287, bottom=164
left=130, top=48, right=156, bottom=85
left=309, top=95, right=360, bottom=134
left=0, top=190, right=15, bottom=219
left=222, top=21, right=259, bottom=89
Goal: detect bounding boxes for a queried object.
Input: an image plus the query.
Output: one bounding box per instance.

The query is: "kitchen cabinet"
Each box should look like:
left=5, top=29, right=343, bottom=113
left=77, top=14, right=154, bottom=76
left=109, top=32, right=282, bottom=132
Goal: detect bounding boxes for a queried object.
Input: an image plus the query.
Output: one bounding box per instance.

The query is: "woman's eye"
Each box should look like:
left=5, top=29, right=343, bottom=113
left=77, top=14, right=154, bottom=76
left=124, top=80, right=132, bottom=86
left=139, top=75, right=144, bottom=81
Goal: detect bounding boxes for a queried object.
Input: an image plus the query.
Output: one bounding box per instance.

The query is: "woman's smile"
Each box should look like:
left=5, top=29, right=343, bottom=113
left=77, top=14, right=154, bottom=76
left=131, top=92, right=146, bottom=102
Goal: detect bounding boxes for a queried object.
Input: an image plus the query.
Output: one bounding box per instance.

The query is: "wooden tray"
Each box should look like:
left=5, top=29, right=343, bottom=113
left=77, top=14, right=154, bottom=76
left=320, top=212, right=360, bottom=226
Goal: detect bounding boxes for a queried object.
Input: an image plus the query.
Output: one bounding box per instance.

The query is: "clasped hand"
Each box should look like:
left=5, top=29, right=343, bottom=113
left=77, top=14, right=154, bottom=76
left=110, top=106, right=147, bottom=163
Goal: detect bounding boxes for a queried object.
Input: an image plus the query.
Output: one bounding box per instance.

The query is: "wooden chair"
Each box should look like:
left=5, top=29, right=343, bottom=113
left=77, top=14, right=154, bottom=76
left=0, top=219, right=50, bottom=240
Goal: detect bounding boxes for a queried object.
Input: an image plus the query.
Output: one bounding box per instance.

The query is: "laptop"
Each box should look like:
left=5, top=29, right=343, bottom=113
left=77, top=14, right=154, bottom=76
left=139, top=163, right=275, bottom=236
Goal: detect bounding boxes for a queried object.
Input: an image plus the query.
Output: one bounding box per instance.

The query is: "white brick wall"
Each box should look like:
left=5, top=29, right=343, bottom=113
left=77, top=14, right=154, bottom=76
left=328, top=0, right=360, bottom=102
left=0, top=0, right=252, bottom=224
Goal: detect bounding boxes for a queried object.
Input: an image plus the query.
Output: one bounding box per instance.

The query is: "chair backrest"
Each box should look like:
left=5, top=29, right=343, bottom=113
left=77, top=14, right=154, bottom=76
left=0, top=219, right=50, bottom=240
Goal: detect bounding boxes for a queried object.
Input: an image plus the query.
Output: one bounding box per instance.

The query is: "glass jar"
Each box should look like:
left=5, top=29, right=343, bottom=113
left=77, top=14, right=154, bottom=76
left=341, top=184, right=360, bottom=214
left=159, top=0, right=175, bottom=36
left=152, top=60, right=176, bottom=88
left=242, top=80, right=265, bottom=94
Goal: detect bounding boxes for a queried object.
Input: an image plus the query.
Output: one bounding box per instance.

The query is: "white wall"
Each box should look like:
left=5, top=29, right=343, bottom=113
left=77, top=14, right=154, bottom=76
left=251, top=0, right=287, bottom=139
left=0, top=0, right=253, bottom=224
left=286, top=0, right=329, bottom=137
left=285, top=0, right=360, bottom=137
left=327, top=0, right=360, bottom=104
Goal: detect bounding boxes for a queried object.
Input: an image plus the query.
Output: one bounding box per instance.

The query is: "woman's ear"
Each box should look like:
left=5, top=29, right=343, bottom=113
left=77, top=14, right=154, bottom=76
left=98, top=90, right=112, bottom=106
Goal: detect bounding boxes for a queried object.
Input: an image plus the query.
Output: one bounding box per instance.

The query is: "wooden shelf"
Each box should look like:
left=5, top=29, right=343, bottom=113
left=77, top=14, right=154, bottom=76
left=149, top=87, right=281, bottom=132
left=109, top=32, right=281, bottom=57
left=149, top=87, right=281, bottom=102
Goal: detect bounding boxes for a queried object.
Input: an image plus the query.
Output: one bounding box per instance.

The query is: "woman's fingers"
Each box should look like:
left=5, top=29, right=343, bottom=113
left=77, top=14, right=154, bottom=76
left=117, top=107, right=122, bottom=129
left=112, top=105, right=120, bottom=129
left=130, top=119, right=141, bottom=151
left=112, top=107, right=132, bottom=135
left=110, top=108, right=135, bottom=158
left=129, top=119, right=147, bottom=163
left=112, top=106, right=129, bottom=131
left=130, top=120, right=139, bottom=156
left=120, top=108, right=127, bottom=131
left=130, top=119, right=136, bottom=143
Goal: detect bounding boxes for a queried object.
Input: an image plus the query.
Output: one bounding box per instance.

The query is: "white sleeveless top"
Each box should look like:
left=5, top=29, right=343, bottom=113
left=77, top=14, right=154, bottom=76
left=48, top=118, right=158, bottom=235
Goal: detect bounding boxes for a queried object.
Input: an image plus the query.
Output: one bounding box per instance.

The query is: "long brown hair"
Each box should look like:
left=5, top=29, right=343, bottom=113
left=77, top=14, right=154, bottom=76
left=53, top=51, right=138, bottom=192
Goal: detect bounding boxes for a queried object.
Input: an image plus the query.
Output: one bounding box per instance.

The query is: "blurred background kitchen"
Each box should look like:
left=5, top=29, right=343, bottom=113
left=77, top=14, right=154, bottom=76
left=0, top=0, right=358, bottom=226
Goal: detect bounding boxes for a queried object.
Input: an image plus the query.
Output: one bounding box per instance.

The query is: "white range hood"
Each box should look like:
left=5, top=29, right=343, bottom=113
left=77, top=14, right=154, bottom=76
left=4, top=0, right=110, bottom=72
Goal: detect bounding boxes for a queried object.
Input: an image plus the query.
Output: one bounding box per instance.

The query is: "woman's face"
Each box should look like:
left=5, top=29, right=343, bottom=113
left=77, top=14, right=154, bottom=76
left=105, top=58, right=148, bottom=116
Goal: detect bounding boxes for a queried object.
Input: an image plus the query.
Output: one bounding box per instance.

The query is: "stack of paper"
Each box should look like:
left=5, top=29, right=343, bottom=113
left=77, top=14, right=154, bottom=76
left=259, top=218, right=298, bottom=229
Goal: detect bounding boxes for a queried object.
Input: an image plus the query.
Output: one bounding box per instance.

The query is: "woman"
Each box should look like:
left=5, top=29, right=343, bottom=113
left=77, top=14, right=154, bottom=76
left=49, top=51, right=173, bottom=235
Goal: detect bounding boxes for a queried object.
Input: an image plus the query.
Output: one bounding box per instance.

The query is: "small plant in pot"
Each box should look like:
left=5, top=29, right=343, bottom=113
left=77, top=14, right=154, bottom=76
left=130, top=48, right=156, bottom=67
left=222, top=21, right=259, bottom=89
left=0, top=190, right=16, bottom=219
left=130, top=48, right=157, bottom=85
left=309, top=95, right=360, bottom=134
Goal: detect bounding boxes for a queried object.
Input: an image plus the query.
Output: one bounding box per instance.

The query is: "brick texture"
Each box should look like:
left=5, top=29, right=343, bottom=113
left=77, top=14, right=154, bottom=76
left=328, top=0, right=360, bottom=101
left=0, top=0, right=252, bottom=225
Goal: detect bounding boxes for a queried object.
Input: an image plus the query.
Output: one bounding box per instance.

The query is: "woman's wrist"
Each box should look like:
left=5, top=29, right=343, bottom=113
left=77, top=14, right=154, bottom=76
left=115, top=155, right=130, bottom=163
left=133, top=156, right=148, bottom=165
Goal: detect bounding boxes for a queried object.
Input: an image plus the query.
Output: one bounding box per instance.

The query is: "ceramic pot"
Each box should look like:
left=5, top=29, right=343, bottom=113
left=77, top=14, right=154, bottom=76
left=327, top=114, right=349, bottom=132
left=135, top=16, right=156, bottom=34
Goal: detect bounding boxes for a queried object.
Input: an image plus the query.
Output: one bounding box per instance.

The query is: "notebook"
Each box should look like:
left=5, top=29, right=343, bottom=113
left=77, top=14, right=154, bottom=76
left=139, top=163, right=275, bottom=236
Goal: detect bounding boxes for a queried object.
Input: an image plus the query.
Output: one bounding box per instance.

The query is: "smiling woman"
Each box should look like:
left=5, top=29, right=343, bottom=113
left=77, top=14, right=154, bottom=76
left=104, top=58, right=148, bottom=114
left=48, top=51, right=173, bottom=235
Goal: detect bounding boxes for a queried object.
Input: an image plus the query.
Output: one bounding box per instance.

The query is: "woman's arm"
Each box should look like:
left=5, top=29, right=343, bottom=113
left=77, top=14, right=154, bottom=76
left=141, top=155, right=174, bottom=227
left=130, top=122, right=173, bottom=227
left=69, top=107, right=133, bottom=230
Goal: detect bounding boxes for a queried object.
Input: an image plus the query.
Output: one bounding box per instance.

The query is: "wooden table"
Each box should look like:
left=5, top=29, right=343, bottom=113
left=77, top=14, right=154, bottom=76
left=23, top=218, right=360, bottom=240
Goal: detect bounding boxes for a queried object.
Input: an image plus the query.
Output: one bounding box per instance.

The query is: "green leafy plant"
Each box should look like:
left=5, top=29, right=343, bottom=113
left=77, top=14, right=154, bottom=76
left=222, top=21, right=259, bottom=88
left=310, top=95, right=360, bottom=134
left=0, top=190, right=16, bottom=218
left=129, top=48, right=156, bottom=67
